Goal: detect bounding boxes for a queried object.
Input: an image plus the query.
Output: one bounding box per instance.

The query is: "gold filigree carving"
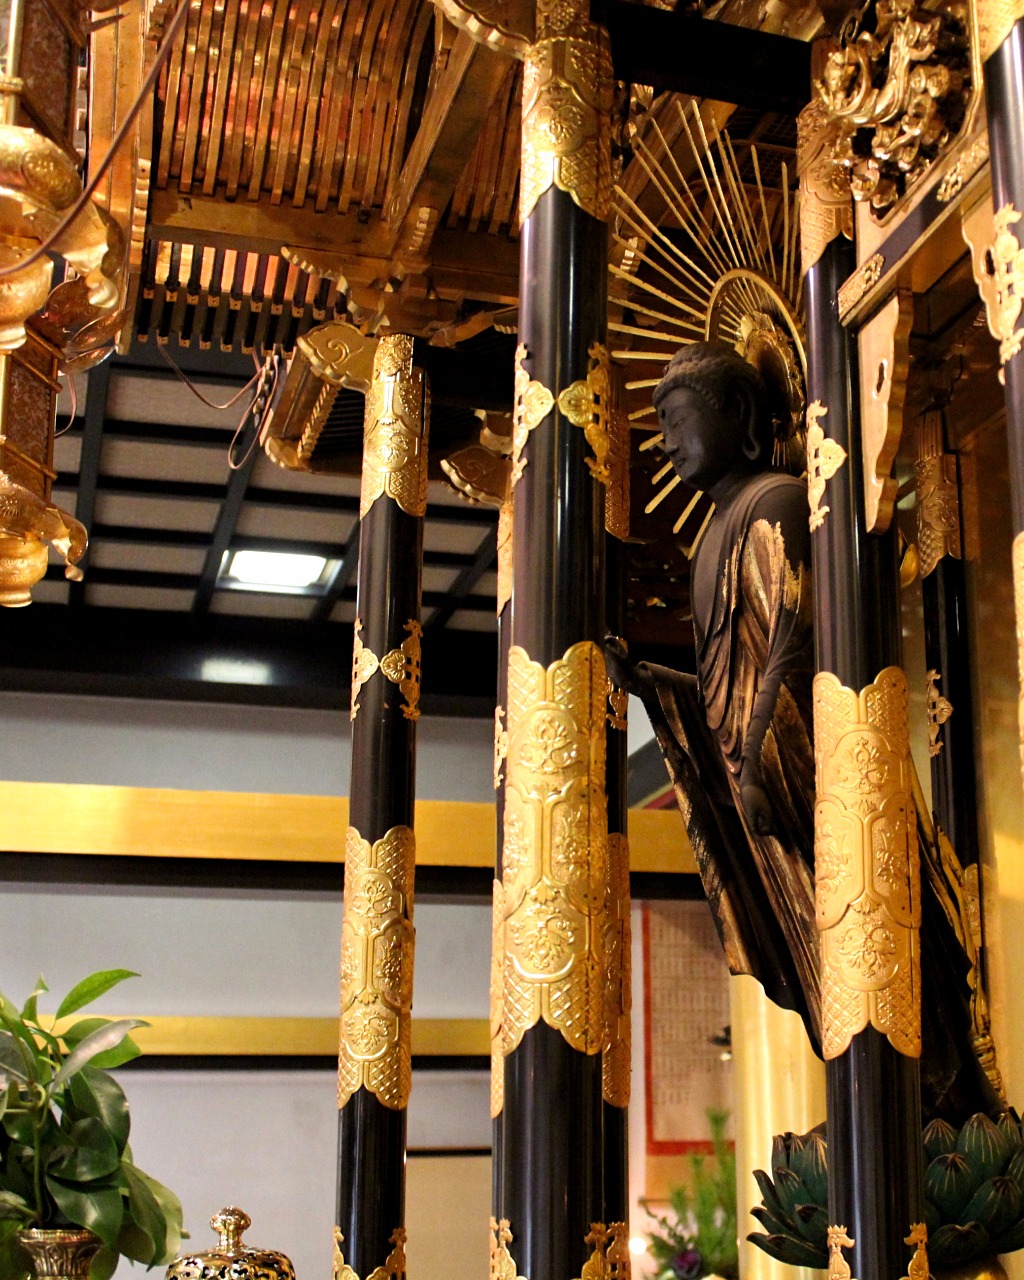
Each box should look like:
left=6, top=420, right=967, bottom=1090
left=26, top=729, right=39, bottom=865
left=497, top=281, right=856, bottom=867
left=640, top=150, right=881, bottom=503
left=977, top=0, right=1024, bottom=60
left=501, top=640, right=608, bottom=1057
left=797, top=101, right=853, bottom=276
left=606, top=676, right=628, bottom=732
left=915, top=452, right=961, bottom=576
left=605, top=400, right=630, bottom=540
left=350, top=620, right=422, bottom=722
left=827, top=1226, right=857, bottom=1280
left=333, top=1230, right=358, bottom=1280
left=520, top=8, right=613, bottom=225
left=360, top=334, right=429, bottom=520
left=436, top=0, right=534, bottom=57
left=441, top=446, right=511, bottom=508
left=1013, top=530, right=1024, bottom=789
left=489, top=1219, right=526, bottom=1280
left=511, top=343, right=555, bottom=487
left=837, top=253, right=884, bottom=319
left=366, top=1229, right=407, bottom=1280
left=814, top=0, right=971, bottom=217
left=814, top=666, right=921, bottom=1061
left=603, top=833, right=631, bottom=1108
left=937, top=134, right=989, bottom=203
left=571, top=1224, right=630, bottom=1280
left=0, top=469, right=86, bottom=606
left=350, top=619, right=380, bottom=722
left=497, top=497, right=513, bottom=616
left=901, top=1224, right=929, bottom=1280
left=806, top=401, right=847, bottom=532
left=299, top=322, right=377, bottom=392
left=858, top=290, right=913, bottom=533
left=557, top=343, right=613, bottom=484
left=338, top=825, right=415, bottom=1110
left=494, top=705, right=510, bottom=789
left=925, top=669, right=953, bottom=757
left=964, top=202, right=1024, bottom=384
left=606, top=1224, right=631, bottom=1280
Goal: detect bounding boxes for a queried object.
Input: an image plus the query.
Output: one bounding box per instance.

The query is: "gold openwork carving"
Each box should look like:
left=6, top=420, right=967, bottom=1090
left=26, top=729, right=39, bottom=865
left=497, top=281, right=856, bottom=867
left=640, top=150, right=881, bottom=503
left=511, top=343, right=555, bottom=487
left=489, top=1219, right=527, bottom=1280
left=557, top=343, right=613, bottom=484
left=837, top=254, right=884, bottom=319
left=605, top=400, right=630, bottom=540
left=901, top=1224, right=930, bottom=1280
left=1013, top=530, right=1024, bottom=788
left=335, top=1228, right=405, bottom=1280
left=360, top=334, right=429, bottom=520
left=813, top=666, right=921, bottom=1061
left=494, top=705, right=510, bottom=789
left=964, top=203, right=1024, bottom=384
left=806, top=401, right=847, bottom=532
left=350, top=620, right=422, bottom=723
left=436, top=0, right=535, bottom=56
left=570, top=1224, right=631, bottom=1280
left=858, top=290, right=913, bottom=533
left=603, top=832, right=631, bottom=1109
left=299, top=322, right=377, bottom=392
left=827, top=1226, right=856, bottom=1280
left=797, top=101, right=853, bottom=276
left=338, top=826, right=415, bottom=1111
left=606, top=677, right=628, bottom=733
left=925, top=670, right=953, bottom=758
left=937, top=134, right=989, bottom=203
left=814, top=0, right=971, bottom=217
left=501, top=640, right=608, bottom=1057
left=520, top=7, right=613, bottom=225
left=915, top=452, right=961, bottom=576
left=490, top=879, right=505, bottom=1118
left=497, top=498, right=513, bottom=616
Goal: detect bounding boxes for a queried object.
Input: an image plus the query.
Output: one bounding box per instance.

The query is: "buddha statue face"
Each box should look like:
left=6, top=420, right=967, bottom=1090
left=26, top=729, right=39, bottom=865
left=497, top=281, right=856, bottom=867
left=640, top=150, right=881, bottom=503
left=654, top=342, right=774, bottom=497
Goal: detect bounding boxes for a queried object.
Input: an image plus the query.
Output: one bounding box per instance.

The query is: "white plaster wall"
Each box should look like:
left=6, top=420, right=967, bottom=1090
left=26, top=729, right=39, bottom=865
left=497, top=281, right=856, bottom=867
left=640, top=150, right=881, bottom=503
left=0, top=692, right=495, bottom=800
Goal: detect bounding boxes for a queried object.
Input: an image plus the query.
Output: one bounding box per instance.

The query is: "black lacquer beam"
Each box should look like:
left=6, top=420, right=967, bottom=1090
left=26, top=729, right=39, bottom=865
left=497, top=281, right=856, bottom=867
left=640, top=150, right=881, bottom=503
left=806, top=237, right=923, bottom=1280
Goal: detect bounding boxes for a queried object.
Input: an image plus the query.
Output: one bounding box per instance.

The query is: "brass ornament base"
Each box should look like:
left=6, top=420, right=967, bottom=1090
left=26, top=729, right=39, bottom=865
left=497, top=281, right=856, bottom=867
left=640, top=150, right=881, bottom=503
left=17, top=1230, right=101, bottom=1280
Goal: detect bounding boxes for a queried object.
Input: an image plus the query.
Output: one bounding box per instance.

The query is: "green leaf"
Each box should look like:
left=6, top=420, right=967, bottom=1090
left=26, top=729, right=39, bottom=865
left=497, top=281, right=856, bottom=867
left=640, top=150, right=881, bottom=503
left=61, top=1023, right=141, bottom=1073
left=44, top=1176, right=123, bottom=1248
left=958, top=1113, right=1013, bottom=1181
left=132, top=1169, right=184, bottom=1262
left=55, top=973, right=139, bottom=1022
left=88, top=1246, right=118, bottom=1280
left=0, top=1218, right=30, bottom=1280
left=959, top=1175, right=1022, bottom=1237
left=20, top=980, right=48, bottom=1028
left=66, top=1070, right=130, bottom=1156
left=117, top=1163, right=165, bottom=1265
left=0, top=1015, right=38, bottom=1086
left=49, top=1022, right=148, bottom=1092
left=47, top=1118, right=120, bottom=1183
left=929, top=1221, right=990, bottom=1269
left=923, top=1118, right=958, bottom=1163
left=791, top=1132, right=828, bottom=1207
left=746, top=1231, right=826, bottom=1268
left=0, top=1194, right=31, bottom=1224
left=750, top=1205, right=795, bottom=1239
left=925, top=1152, right=980, bottom=1220
left=991, top=1216, right=1024, bottom=1253
left=773, top=1166, right=809, bottom=1218
left=792, top=1202, right=828, bottom=1246
left=752, top=1167, right=789, bottom=1224
left=0, top=1037, right=29, bottom=1086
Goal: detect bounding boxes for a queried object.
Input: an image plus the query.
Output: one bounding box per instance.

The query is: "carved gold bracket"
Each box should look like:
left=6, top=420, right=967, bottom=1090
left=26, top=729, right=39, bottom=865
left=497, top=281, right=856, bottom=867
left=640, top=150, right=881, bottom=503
left=494, top=705, right=509, bottom=788
left=901, top=1223, right=930, bottom=1280
left=797, top=101, right=853, bottom=277
left=857, top=290, right=913, bottom=533
left=925, top=669, right=953, bottom=757
left=350, top=619, right=422, bottom=723
left=489, top=1219, right=527, bottom=1280
left=814, top=667, right=921, bottom=1061
left=338, top=826, right=415, bottom=1111
left=511, top=343, right=555, bottom=486
left=806, top=401, right=847, bottom=532
left=915, top=437, right=961, bottom=577
left=511, top=343, right=614, bottom=489
left=571, top=1224, right=631, bottom=1280
left=332, top=1228, right=407, bottom=1280
left=964, top=199, right=1024, bottom=385
left=605, top=678, right=628, bottom=732
left=827, top=1225, right=856, bottom=1280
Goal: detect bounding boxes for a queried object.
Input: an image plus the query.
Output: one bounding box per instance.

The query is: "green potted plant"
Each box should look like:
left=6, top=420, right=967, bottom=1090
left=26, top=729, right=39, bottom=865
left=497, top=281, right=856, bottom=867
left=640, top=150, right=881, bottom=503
left=0, top=970, right=184, bottom=1280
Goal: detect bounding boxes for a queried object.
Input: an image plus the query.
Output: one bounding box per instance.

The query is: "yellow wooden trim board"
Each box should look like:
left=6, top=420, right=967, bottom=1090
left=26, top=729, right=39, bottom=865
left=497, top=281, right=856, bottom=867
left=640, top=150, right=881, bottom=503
left=0, top=781, right=696, bottom=874
left=40, top=1015, right=489, bottom=1057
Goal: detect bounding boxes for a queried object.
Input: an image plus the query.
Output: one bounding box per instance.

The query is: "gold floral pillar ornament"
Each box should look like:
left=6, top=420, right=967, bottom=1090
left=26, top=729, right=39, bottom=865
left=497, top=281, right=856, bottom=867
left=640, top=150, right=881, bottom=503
left=349, top=620, right=422, bottom=722
left=857, top=290, right=912, bottom=534
left=519, top=0, right=613, bottom=226
left=337, top=825, right=415, bottom=1110
left=511, top=343, right=555, bottom=487
left=806, top=401, right=848, bottom=532
left=827, top=1226, right=857, bottom=1280
left=901, top=1223, right=930, bottom=1280
left=494, top=706, right=510, bottom=789
left=813, top=667, right=921, bottom=1060
left=360, top=334, right=428, bottom=519
left=605, top=395, right=630, bottom=541
left=602, top=832, right=631, bottom=1108
left=365, top=1229, right=406, bottom=1280
left=964, top=202, right=1024, bottom=385
left=501, top=640, right=608, bottom=1056
left=557, top=343, right=613, bottom=484
left=797, top=101, right=853, bottom=278
left=489, top=1218, right=527, bottom=1280
left=605, top=678, right=628, bottom=732
left=914, top=411, right=962, bottom=577
left=925, top=670, right=953, bottom=758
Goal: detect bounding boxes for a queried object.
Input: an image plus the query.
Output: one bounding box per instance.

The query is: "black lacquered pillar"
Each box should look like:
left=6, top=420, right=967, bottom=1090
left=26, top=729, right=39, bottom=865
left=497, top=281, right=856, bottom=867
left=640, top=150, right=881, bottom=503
left=981, top=21, right=1024, bottom=791
left=335, top=334, right=428, bottom=1280
left=602, top=387, right=631, bottom=1237
left=493, top=1, right=614, bottom=1275
left=800, top=106, right=923, bottom=1280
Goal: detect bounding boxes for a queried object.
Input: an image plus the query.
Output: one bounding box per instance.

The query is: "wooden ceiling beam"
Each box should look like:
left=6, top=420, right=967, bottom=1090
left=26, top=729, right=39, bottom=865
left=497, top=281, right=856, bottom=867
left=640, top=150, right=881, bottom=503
left=385, top=30, right=514, bottom=269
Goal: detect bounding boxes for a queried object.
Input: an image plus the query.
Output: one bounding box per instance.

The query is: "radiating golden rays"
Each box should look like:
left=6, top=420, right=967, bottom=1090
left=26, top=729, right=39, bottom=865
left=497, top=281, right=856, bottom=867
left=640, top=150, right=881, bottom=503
left=611, top=100, right=803, bottom=556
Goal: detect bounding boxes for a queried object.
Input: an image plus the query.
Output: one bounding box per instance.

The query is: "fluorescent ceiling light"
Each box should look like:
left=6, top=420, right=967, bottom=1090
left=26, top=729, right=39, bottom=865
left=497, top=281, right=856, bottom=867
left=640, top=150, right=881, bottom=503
left=226, top=549, right=328, bottom=589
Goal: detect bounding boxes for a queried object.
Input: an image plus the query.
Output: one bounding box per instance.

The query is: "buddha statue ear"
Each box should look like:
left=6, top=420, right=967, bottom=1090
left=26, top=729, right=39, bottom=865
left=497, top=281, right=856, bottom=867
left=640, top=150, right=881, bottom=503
left=732, top=383, right=767, bottom=463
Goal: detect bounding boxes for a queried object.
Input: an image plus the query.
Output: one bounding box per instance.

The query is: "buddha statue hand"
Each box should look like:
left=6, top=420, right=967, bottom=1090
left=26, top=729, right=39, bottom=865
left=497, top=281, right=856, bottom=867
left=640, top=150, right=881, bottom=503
left=739, top=758, right=774, bottom=836
left=603, top=635, right=649, bottom=697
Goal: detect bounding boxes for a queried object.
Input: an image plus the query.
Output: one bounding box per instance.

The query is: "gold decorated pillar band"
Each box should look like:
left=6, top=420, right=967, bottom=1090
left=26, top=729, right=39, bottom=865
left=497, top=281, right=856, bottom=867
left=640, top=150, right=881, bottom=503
left=500, top=639, right=609, bottom=1057
left=806, top=401, right=847, bottom=532
left=813, top=666, right=921, bottom=1060
left=338, top=825, right=416, bottom=1110
left=350, top=619, right=422, bottom=722
left=796, top=100, right=853, bottom=278
left=519, top=0, right=613, bottom=225
left=360, top=333, right=428, bottom=520
left=511, top=343, right=613, bottom=490
left=333, top=1228, right=407, bottom=1280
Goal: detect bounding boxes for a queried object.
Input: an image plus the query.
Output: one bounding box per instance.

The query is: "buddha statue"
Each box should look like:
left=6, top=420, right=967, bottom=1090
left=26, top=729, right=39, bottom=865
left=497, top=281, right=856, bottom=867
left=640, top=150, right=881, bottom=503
left=607, top=341, right=1001, bottom=1121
